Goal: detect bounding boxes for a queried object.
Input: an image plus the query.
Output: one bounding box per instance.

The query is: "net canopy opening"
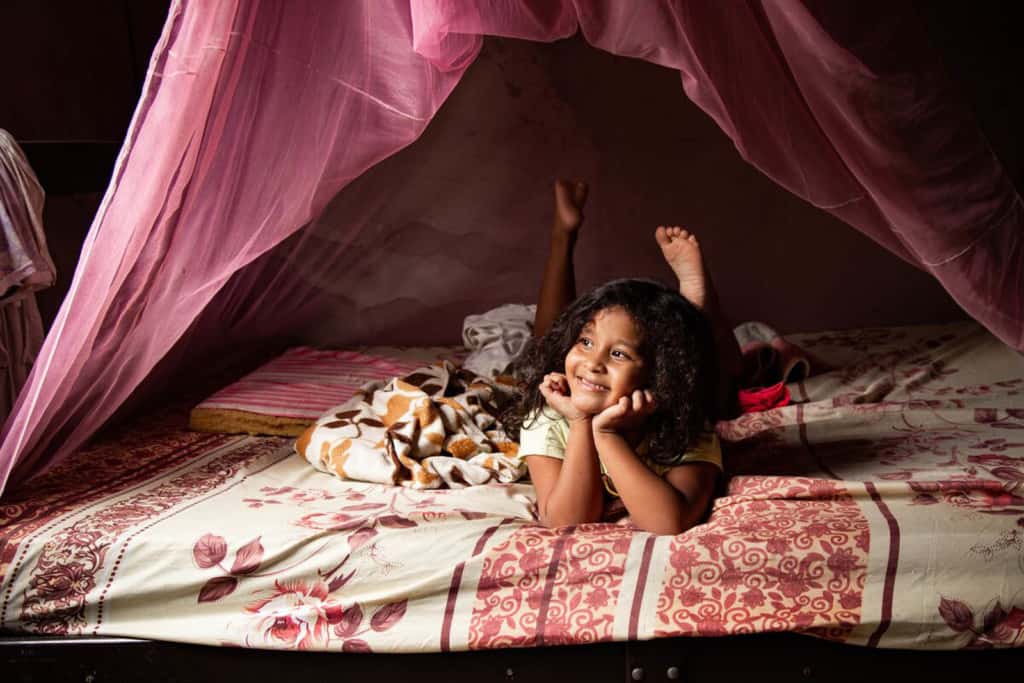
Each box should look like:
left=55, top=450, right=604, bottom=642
left=1, top=0, right=1019, bottom=494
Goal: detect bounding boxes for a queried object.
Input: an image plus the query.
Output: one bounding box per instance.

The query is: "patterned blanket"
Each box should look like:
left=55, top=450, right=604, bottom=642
left=1, top=322, right=1023, bottom=651
left=296, top=361, right=525, bottom=489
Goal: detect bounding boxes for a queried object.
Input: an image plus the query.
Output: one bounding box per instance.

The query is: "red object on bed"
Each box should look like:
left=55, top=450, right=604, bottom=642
left=737, top=383, right=791, bottom=414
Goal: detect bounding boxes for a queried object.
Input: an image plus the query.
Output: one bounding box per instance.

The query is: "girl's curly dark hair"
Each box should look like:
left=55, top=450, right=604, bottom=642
left=503, top=278, right=718, bottom=467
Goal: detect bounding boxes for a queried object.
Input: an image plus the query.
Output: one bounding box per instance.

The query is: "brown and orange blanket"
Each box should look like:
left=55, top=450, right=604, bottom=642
left=296, top=361, right=525, bottom=489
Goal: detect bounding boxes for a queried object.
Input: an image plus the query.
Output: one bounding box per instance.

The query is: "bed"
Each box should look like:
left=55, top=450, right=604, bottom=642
left=2, top=321, right=1023, bottom=679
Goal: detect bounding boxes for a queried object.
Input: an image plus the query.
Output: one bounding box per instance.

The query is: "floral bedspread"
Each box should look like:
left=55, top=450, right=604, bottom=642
left=1, top=321, right=1022, bottom=651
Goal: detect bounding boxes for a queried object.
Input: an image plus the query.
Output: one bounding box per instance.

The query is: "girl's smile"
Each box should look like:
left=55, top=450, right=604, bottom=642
left=565, top=307, right=647, bottom=414
left=576, top=376, right=609, bottom=392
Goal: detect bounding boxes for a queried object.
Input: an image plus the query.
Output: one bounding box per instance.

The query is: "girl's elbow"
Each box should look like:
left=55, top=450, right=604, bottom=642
left=637, top=509, right=705, bottom=536
left=638, top=520, right=688, bottom=536
left=537, top=513, right=566, bottom=529
left=537, top=504, right=602, bottom=528
left=538, top=512, right=590, bottom=528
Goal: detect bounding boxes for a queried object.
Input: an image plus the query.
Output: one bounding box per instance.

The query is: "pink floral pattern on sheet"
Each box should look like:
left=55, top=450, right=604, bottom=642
left=811, top=410, right=1024, bottom=483
left=716, top=407, right=790, bottom=443
left=281, top=484, right=495, bottom=528
left=242, top=485, right=339, bottom=508
left=792, top=323, right=1020, bottom=411
left=654, top=477, right=867, bottom=640
left=908, top=480, right=1024, bottom=517
left=242, top=579, right=408, bottom=652
left=1, top=424, right=226, bottom=578
left=797, top=327, right=911, bottom=355
left=224, top=483, right=472, bottom=651
left=13, top=437, right=286, bottom=635
left=245, top=579, right=344, bottom=649
left=191, top=533, right=268, bottom=603
left=938, top=596, right=1024, bottom=649
left=468, top=524, right=633, bottom=649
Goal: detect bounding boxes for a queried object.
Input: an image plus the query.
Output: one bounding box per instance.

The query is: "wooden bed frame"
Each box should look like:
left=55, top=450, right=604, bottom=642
left=4, top=631, right=1022, bottom=682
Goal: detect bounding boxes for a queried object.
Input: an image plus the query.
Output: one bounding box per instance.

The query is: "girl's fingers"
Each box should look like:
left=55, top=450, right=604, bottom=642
left=632, top=390, right=644, bottom=412
left=605, top=398, right=628, bottom=418
left=643, top=390, right=655, bottom=412
left=616, top=397, right=631, bottom=417
left=542, top=373, right=568, bottom=395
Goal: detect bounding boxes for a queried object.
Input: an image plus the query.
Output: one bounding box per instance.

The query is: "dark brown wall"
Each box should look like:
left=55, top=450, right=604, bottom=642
left=2, top=2, right=1018, bottom=338
left=916, top=0, right=1023, bottom=190
left=0, top=0, right=168, bottom=328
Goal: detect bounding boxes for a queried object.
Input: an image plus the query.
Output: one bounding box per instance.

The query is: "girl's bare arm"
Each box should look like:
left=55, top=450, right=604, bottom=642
left=526, top=417, right=605, bottom=527
left=593, top=432, right=717, bottom=535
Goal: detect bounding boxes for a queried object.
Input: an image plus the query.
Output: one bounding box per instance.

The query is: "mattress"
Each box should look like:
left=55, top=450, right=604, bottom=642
left=2, top=321, right=1022, bottom=651
left=189, top=346, right=466, bottom=436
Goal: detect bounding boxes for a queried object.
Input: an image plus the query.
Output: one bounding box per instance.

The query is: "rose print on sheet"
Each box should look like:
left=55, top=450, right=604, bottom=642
left=242, top=579, right=407, bottom=651
left=191, top=502, right=408, bottom=605
left=245, top=579, right=340, bottom=649
left=233, top=532, right=407, bottom=651
left=192, top=534, right=266, bottom=602
left=908, top=481, right=1024, bottom=517
left=938, top=596, right=1024, bottom=648
left=242, top=485, right=338, bottom=508
left=217, top=485, right=426, bottom=650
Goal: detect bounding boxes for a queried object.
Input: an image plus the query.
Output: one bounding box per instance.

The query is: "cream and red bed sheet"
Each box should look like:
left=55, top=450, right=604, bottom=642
left=2, top=322, right=1023, bottom=651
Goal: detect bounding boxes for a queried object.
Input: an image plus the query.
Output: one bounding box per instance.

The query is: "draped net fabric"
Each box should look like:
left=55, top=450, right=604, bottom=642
left=0, top=130, right=55, bottom=422
left=1, top=0, right=1020, bottom=493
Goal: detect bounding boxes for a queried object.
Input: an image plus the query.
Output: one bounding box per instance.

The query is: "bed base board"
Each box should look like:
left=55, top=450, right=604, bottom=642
left=4, top=631, right=1022, bottom=683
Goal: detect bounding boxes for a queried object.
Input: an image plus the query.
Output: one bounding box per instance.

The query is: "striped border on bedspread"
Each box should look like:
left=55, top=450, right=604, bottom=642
left=194, top=348, right=438, bottom=420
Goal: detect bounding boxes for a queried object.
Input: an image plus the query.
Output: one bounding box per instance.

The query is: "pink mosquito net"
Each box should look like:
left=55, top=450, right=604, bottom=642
left=1, top=0, right=1020, bottom=494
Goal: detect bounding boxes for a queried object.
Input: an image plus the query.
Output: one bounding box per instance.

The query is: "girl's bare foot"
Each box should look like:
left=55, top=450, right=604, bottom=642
left=553, top=179, right=589, bottom=234
left=655, top=225, right=708, bottom=311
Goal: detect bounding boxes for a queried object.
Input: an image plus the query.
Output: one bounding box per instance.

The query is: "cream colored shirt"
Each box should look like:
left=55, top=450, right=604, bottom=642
left=519, top=409, right=722, bottom=497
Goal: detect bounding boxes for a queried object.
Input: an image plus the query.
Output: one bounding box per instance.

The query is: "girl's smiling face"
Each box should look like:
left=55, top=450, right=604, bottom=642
left=564, top=307, right=648, bottom=415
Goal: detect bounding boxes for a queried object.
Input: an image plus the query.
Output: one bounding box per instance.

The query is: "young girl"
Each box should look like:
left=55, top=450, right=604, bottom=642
left=505, top=180, right=742, bottom=535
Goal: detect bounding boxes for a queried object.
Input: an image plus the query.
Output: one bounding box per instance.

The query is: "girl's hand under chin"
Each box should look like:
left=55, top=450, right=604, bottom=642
left=593, top=389, right=656, bottom=434
left=539, top=372, right=588, bottom=422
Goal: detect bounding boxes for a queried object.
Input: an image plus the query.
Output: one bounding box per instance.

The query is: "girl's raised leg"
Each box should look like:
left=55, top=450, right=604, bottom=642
left=655, top=226, right=743, bottom=419
left=534, top=179, right=589, bottom=338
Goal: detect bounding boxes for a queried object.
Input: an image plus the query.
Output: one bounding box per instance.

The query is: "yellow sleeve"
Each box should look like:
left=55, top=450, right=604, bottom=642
left=639, top=429, right=723, bottom=477
left=677, top=429, right=723, bottom=471
left=518, top=409, right=568, bottom=459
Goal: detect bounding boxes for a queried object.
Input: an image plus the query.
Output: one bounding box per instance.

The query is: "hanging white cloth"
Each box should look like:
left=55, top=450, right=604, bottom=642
left=0, top=130, right=55, bottom=421
left=461, top=303, right=536, bottom=377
